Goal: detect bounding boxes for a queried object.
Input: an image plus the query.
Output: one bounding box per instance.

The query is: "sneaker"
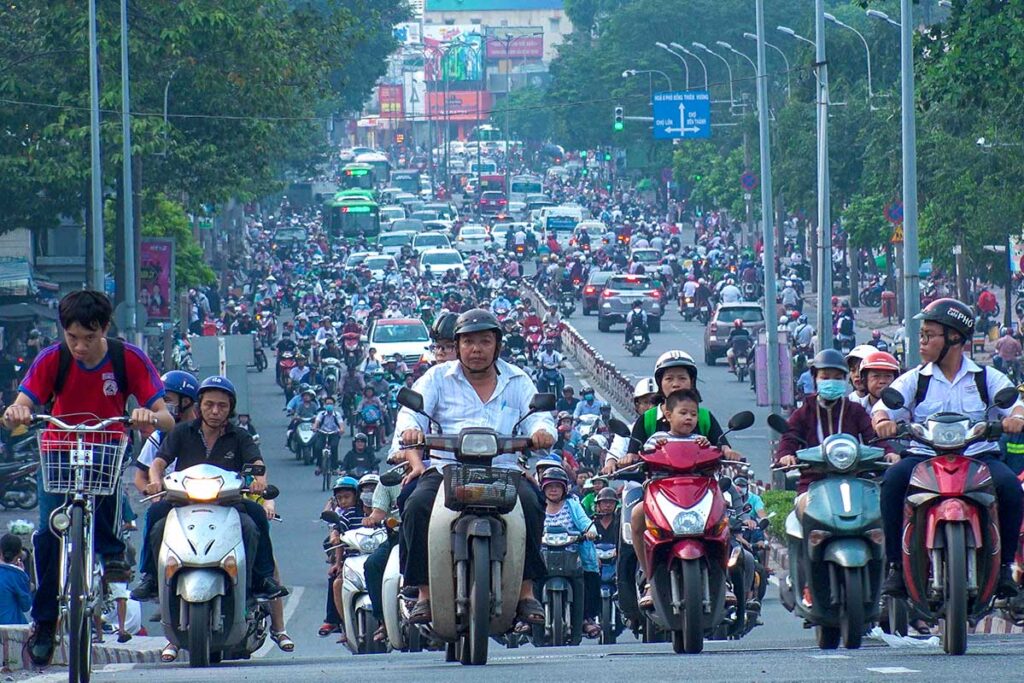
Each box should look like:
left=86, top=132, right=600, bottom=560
left=255, top=576, right=289, bottom=600
left=997, top=564, right=1019, bottom=599
left=881, top=562, right=907, bottom=598
left=29, top=620, right=56, bottom=666
left=130, top=574, right=159, bottom=601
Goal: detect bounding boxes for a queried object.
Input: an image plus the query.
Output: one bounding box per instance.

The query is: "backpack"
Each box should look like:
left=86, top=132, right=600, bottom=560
left=838, top=316, right=855, bottom=336
left=50, top=338, right=129, bottom=405
left=912, top=367, right=989, bottom=414
left=643, top=406, right=711, bottom=441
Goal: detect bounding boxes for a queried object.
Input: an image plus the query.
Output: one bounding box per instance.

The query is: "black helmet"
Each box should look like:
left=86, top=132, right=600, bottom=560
left=596, top=487, right=618, bottom=504
left=430, top=311, right=458, bottom=343
left=811, top=349, right=848, bottom=375
left=454, top=309, right=503, bottom=338
left=914, top=297, right=974, bottom=343
left=539, top=466, right=570, bottom=492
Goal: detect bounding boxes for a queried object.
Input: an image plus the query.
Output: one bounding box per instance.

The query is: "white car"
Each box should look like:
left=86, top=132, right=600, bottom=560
left=367, top=318, right=432, bottom=366
left=418, top=248, right=467, bottom=280
left=412, top=232, right=452, bottom=255
left=456, top=225, right=489, bottom=253
left=376, top=231, right=414, bottom=257
left=363, top=254, right=398, bottom=280
left=380, top=205, right=406, bottom=227
left=345, top=251, right=372, bottom=269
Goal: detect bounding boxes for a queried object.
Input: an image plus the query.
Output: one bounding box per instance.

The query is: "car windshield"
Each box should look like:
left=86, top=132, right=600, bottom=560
left=378, top=233, right=411, bottom=247
left=392, top=219, right=424, bottom=232
left=372, top=323, right=429, bottom=343
left=462, top=228, right=487, bottom=237
left=381, top=207, right=405, bottom=219
left=346, top=253, right=369, bottom=267
left=632, top=251, right=660, bottom=262
left=364, top=257, right=394, bottom=270
left=608, top=277, right=657, bottom=291
left=422, top=252, right=462, bottom=266
left=717, top=307, right=765, bottom=324
left=416, top=234, right=449, bottom=247
left=588, top=271, right=613, bottom=285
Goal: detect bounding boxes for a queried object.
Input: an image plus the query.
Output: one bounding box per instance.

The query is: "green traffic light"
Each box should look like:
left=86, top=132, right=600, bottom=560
left=580, top=150, right=588, bottom=158
left=614, top=122, right=624, bottom=131
left=604, top=153, right=612, bottom=161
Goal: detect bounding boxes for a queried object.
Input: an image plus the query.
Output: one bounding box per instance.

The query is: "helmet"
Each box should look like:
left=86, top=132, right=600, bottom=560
left=1001, top=327, right=1011, bottom=337
left=798, top=315, right=808, bottom=324
left=556, top=410, right=572, bottom=422
left=595, top=487, right=618, bottom=504
left=633, top=377, right=658, bottom=399
left=535, top=455, right=563, bottom=476
left=161, top=370, right=199, bottom=401
left=914, top=297, right=975, bottom=344
left=454, top=309, right=502, bottom=339
left=654, top=350, right=697, bottom=388
left=430, top=311, right=458, bottom=342
left=860, top=351, right=900, bottom=377
left=357, top=473, right=379, bottom=490
left=733, top=319, right=744, bottom=329
left=198, top=375, right=236, bottom=402
left=332, top=476, right=359, bottom=493
left=846, top=345, right=875, bottom=365
left=871, top=329, right=882, bottom=340
left=539, top=467, right=570, bottom=493
left=591, top=475, right=609, bottom=487
left=810, top=349, right=848, bottom=375
left=354, top=432, right=368, bottom=442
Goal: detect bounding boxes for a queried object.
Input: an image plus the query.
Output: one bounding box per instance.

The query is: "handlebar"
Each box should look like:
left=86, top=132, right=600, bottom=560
left=29, top=414, right=147, bottom=430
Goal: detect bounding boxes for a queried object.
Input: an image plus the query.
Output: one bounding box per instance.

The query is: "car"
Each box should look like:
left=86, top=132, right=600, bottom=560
left=582, top=270, right=614, bottom=315
left=345, top=251, right=372, bottom=269
left=424, top=202, right=458, bottom=221
left=703, top=302, right=766, bottom=366
left=376, top=230, right=414, bottom=257
left=418, top=248, right=467, bottom=280
left=363, top=255, right=398, bottom=281
left=412, top=232, right=452, bottom=255
left=478, top=191, right=508, bottom=214
left=366, top=318, right=432, bottom=366
left=379, top=188, right=405, bottom=205
left=380, top=205, right=406, bottom=227
left=410, top=209, right=438, bottom=222
left=630, top=248, right=661, bottom=269
left=506, top=200, right=528, bottom=218
left=597, top=274, right=665, bottom=333
left=273, top=226, right=306, bottom=250
left=423, top=219, right=455, bottom=236
left=391, top=218, right=425, bottom=234
left=456, top=224, right=489, bottom=253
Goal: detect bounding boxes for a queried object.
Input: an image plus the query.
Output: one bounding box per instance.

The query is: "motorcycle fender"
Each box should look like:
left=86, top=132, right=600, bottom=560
left=671, top=539, right=705, bottom=561
left=176, top=569, right=227, bottom=603
left=543, top=578, right=572, bottom=600
left=821, top=539, right=870, bottom=568
left=926, top=499, right=981, bottom=550
left=382, top=546, right=405, bottom=650
left=785, top=510, right=804, bottom=540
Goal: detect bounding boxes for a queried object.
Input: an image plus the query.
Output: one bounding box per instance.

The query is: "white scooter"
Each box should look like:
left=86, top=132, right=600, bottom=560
left=397, top=387, right=555, bottom=666
left=156, top=463, right=278, bottom=667
left=324, top=516, right=389, bottom=655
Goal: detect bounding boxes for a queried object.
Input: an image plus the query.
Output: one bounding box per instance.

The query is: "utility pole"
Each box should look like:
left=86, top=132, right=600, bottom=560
left=756, top=0, right=781, bottom=415
left=900, top=0, right=922, bottom=366
left=815, top=0, right=834, bottom=350
left=119, top=0, right=138, bottom=339
left=87, top=0, right=104, bottom=292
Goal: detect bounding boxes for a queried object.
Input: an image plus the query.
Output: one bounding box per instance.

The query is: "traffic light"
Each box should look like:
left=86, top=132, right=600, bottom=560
left=614, top=106, right=624, bottom=131
left=604, top=152, right=612, bottom=161
left=580, top=150, right=588, bottom=159
left=581, top=168, right=589, bottom=176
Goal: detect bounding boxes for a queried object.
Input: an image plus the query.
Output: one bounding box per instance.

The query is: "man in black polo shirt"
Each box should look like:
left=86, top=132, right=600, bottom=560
left=131, top=375, right=287, bottom=601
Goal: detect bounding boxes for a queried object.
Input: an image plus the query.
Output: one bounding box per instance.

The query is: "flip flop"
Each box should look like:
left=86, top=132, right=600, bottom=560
left=515, top=597, right=545, bottom=625
left=318, top=622, right=339, bottom=637
left=372, top=625, right=388, bottom=643
left=160, top=643, right=179, bottom=663
left=271, top=630, right=295, bottom=652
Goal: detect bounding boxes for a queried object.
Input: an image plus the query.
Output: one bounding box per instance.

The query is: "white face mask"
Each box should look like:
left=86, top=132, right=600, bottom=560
left=360, top=491, right=375, bottom=507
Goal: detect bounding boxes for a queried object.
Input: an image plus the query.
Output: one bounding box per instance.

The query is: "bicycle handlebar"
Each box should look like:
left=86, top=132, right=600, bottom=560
left=30, top=414, right=144, bottom=431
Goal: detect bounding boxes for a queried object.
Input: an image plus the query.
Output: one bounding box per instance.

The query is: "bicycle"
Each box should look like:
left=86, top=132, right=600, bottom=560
left=34, top=414, right=139, bottom=683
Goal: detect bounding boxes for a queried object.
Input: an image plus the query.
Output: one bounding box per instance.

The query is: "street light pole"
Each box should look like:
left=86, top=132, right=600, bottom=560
left=899, top=0, right=922, bottom=366
left=815, top=0, right=834, bottom=350
left=693, top=42, right=735, bottom=110
left=717, top=41, right=757, bottom=111
left=755, top=0, right=781, bottom=415
left=87, top=0, right=104, bottom=291
left=671, top=43, right=707, bottom=91
left=120, top=0, right=138, bottom=338
left=744, top=32, right=790, bottom=100
left=824, top=13, right=876, bottom=103
left=655, top=42, right=690, bottom=91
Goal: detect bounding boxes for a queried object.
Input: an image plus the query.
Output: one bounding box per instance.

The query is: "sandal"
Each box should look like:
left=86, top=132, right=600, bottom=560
left=271, top=630, right=295, bottom=652
left=336, top=631, right=348, bottom=645
left=407, top=599, right=432, bottom=625
left=515, top=597, right=545, bottom=625
left=160, top=643, right=179, bottom=663
left=117, top=632, right=133, bottom=644
left=639, top=588, right=654, bottom=610
left=318, top=622, right=339, bottom=637
left=583, top=620, right=601, bottom=639
left=372, top=625, right=388, bottom=643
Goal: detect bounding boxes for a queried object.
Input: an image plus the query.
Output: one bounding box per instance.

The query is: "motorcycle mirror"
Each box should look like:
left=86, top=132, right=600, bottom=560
left=742, top=502, right=753, bottom=514
left=529, top=393, right=557, bottom=412
left=320, top=510, right=341, bottom=524
left=727, top=411, right=755, bottom=432
left=241, top=463, right=267, bottom=478
left=262, top=484, right=280, bottom=501
left=994, top=386, right=1018, bottom=410
left=379, top=464, right=406, bottom=487
left=758, top=517, right=771, bottom=531
left=396, top=388, right=425, bottom=413
left=606, top=418, right=631, bottom=438
left=766, top=414, right=790, bottom=434
left=881, top=387, right=905, bottom=410
left=718, top=476, right=732, bottom=493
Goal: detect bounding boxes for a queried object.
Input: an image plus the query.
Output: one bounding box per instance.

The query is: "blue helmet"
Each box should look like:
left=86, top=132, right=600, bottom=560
left=161, top=370, right=199, bottom=401
left=198, top=375, right=237, bottom=410
left=332, top=475, right=359, bottom=493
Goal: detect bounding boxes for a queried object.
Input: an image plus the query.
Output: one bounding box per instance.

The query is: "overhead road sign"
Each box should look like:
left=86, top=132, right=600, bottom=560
left=653, top=90, right=711, bottom=140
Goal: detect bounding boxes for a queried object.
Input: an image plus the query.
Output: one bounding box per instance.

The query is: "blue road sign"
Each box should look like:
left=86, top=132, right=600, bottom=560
left=740, top=171, right=759, bottom=192
left=653, top=90, right=711, bottom=140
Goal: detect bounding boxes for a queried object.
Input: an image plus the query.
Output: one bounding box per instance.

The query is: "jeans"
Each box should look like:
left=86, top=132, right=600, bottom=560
left=364, top=535, right=396, bottom=621
left=583, top=570, right=601, bottom=620
left=881, top=452, right=1023, bottom=565
left=325, top=576, right=341, bottom=624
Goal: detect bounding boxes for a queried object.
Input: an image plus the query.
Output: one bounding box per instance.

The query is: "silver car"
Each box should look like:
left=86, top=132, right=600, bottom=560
left=597, top=274, right=665, bottom=333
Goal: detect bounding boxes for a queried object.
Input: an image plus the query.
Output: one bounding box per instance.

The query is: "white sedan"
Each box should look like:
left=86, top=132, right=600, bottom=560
left=456, top=225, right=489, bottom=253
left=418, top=248, right=468, bottom=280
left=363, top=254, right=398, bottom=280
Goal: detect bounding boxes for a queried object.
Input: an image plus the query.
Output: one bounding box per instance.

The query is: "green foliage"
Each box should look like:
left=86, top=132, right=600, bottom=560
left=499, top=85, right=552, bottom=143
left=140, top=193, right=215, bottom=289
left=761, top=488, right=796, bottom=541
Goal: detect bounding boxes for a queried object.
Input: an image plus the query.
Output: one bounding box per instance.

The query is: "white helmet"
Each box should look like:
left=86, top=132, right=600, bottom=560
left=846, top=344, right=875, bottom=364
left=654, top=350, right=697, bottom=386
left=633, top=377, right=658, bottom=399
left=357, top=473, right=380, bottom=490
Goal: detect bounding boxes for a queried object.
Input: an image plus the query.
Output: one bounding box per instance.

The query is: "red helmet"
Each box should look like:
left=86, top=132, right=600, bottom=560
left=733, top=319, right=744, bottom=328
left=860, top=351, right=900, bottom=379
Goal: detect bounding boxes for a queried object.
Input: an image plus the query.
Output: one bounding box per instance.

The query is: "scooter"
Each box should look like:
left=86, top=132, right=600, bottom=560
left=341, top=332, right=364, bottom=370
left=533, top=525, right=586, bottom=647
left=711, top=501, right=767, bottom=640
left=321, top=357, right=342, bottom=397
left=544, top=323, right=562, bottom=352
left=525, top=325, right=543, bottom=360
left=276, top=351, right=296, bottom=389
left=0, top=457, right=38, bottom=510
left=626, top=328, right=649, bottom=357
left=251, top=333, right=268, bottom=372
left=879, top=386, right=1017, bottom=655
left=334, top=520, right=390, bottom=655
left=768, top=415, right=887, bottom=650
left=609, top=412, right=754, bottom=654
left=679, top=295, right=696, bottom=321
left=396, top=387, right=556, bottom=666
left=156, top=464, right=278, bottom=667
left=536, top=366, right=565, bottom=396
left=559, top=291, right=576, bottom=319
left=382, top=544, right=425, bottom=653
left=294, top=417, right=316, bottom=465
left=596, top=542, right=623, bottom=644
left=731, top=337, right=751, bottom=383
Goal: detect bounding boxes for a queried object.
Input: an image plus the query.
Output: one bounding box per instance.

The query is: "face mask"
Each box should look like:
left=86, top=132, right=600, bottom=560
left=360, top=492, right=374, bottom=507
left=166, top=403, right=180, bottom=419
left=816, top=378, right=847, bottom=401
left=326, top=405, right=335, bottom=413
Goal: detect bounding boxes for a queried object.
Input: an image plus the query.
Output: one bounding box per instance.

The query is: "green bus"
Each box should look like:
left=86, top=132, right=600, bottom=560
left=340, top=163, right=375, bottom=191
left=325, top=196, right=381, bottom=244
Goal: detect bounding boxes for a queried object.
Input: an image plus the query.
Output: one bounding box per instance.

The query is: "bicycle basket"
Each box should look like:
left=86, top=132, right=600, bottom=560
left=442, top=465, right=522, bottom=513
left=37, top=429, right=130, bottom=496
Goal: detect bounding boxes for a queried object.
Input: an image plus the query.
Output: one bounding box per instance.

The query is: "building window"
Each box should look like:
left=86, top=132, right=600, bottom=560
left=470, top=17, right=481, bottom=25
left=549, top=17, right=560, bottom=31
left=444, top=18, right=454, bottom=25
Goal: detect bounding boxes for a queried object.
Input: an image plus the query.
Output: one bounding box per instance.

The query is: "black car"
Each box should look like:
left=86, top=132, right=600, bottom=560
left=582, top=270, right=614, bottom=316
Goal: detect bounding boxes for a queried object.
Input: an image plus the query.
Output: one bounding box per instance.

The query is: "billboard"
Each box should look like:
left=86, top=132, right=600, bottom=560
left=484, top=27, right=544, bottom=60
left=426, top=91, right=492, bottom=121
left=378, top=84, right=404, bottom=119
left=139, top=238, right=175, bottom=322
left=423, top=25, right=484, bottom=83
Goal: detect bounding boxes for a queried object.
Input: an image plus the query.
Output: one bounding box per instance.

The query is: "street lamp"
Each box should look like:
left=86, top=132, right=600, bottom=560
left=671, top=43, right=708, bottom=91
left=692, top=42, right=735, bottom=111
left=655, top=41, right=690, bottom=91
left=717, top=41, right=757, bottom=110
left=743, top=32, right=790, bottom=99
left=777, top=26, right=816, bottom=48
left=824, top=12, right=877, bottom=102
left=866, top=9, right=901, bottom=28
left=623, top=68, right=672, bottom=106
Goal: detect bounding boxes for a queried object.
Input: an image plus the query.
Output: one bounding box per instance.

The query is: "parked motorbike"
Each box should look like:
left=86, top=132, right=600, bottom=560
left=0, top=458, right=38, bottom=510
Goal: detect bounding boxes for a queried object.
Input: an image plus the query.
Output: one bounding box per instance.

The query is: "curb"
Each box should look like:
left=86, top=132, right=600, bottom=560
left=0, top=626, right=167, bottom=673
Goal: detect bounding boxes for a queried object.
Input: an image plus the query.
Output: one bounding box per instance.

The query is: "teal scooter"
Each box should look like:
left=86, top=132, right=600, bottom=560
left=768, top=416, right=888, bottom=650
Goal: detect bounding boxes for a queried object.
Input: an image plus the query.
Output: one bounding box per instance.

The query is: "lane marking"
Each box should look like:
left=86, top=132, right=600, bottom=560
left=867, top=667, right=920, bottom=674
left=253, top=585, right=305, bottom=658
left=811, top=654, right=850, bottom=659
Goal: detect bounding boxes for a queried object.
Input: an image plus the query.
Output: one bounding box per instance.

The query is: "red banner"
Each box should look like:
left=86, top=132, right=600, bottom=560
left=140, top=238, right=174, bottom=321
left=426, top=91, right=492, bottom=121
left=378, top=84, right=404, bottom=119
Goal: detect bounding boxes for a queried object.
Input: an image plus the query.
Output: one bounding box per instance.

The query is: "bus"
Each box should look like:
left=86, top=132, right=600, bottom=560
left=390, top=168, right=421, bottom=195
left=324, top=196, right=381, bottom=244
left=340, top=163, right=375, bottom=191
left=509, top=174, right=543, bottom=204
left=355, top=152, right=390, bottom=186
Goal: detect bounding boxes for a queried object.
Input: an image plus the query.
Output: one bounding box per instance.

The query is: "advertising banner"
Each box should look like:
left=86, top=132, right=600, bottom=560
left=425, top=91, right=492, bottom=121
left=484, top=27, right=544, bottom=59
left=139, top=238, right=175, bottom=321
left=378, top=84, right=404, bottom=119
left=423, top=25, right=484, bottom=83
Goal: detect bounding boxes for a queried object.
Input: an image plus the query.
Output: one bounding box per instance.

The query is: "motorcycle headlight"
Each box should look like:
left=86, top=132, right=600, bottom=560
left=543, top=532, right=571, bottom=546
left=183, top=476, right=224, bottom=502
left=925, top=419, right=971, bottom=449
left=672, top=510, right=706, bottom=536
left=460, top=432, right=498, bottom=457
left=823, top=437, right=858, bottom=472
left=358, top=534, right=383, bottom=554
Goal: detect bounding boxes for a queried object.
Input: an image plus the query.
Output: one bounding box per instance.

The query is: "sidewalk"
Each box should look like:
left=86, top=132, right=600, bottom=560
left=0, top=626, right=168, bottom=675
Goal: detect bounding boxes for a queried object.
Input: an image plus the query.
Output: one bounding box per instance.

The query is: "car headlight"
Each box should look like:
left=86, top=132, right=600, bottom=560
left=672, top=510, right=706, bottom=536
left=182, top=476, right=224, bottom=502
left=824, top=436, right=858, bottom=472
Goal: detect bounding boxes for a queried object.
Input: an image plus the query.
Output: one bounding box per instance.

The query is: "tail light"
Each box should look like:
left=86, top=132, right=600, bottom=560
left=650, top=290, right=661, bottom=299
left=499, top=199, right=507, bottom=205
left=584, top=286, right=596, bottom=294
left=602, top=290, right=614, bottom=298
left=710, top=322, right=718, bottom=334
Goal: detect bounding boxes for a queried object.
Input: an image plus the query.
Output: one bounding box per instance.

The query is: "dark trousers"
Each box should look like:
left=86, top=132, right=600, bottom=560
left=317, top=432, right=341, bottom=471
left=325, top=576, right=341, bottom=624
left=399, top=470, right=546, bottom=587
left=583, top=570, right=601, bottom=620
left=32, top=486, right=125, bottom=623
left=882, top=453, right=1023, bottom=565
left=365, top=535, right=396, bottom=621
left=142, top=498, right=274, bottom=580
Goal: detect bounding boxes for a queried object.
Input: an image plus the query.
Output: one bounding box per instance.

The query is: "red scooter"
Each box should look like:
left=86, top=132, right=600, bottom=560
left=525, top=324, right=543, bottom=359
left=881, top=386, right=1017, bottom=655
left=612, top=412, right=754, bottom=654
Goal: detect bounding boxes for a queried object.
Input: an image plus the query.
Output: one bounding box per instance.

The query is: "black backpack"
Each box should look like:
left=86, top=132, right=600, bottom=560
left=49, top=338, right=129, bottom=403
left=912, top=367, right=989, bottom=413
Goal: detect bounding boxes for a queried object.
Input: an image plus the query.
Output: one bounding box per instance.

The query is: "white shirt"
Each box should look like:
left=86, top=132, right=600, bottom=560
left=388, top=359, right=556, bottom=469
left=720, top=284, right=742, bottom=303
left=136, top=431, right=175, bottom=474
left=682, top=280, right=698, bottom=297
left=871, top=356, right=1020, bottom=456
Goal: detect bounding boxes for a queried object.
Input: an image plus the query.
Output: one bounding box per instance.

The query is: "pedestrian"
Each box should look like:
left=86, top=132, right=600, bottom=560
left=0, top=533, right=31, bottom=625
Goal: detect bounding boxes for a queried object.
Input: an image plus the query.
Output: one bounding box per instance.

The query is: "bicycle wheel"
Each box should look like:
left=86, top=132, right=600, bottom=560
left=68, top=505, right=92, bottom=682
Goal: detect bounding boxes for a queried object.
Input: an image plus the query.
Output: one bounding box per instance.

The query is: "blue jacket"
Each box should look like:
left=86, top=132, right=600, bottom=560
left=558, top=498, right=597, bottom=572
left=0, top=563, right=31, bottom=625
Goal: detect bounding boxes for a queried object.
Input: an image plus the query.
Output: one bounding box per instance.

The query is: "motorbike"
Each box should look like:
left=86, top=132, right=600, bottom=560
left=626, top=328, right=649, bottom=357
left=251, top=333, right=268, bottom=373
left=358, top=403, right=385, bottom=451
left=879, top=386, right=1017, bottom=655
left=769, top=415, right=887, bottom=650
left=679, top=295, right=697, bottom=322
left=859, top=278, right=884, bottom=308
left=595, top=542, right=624, bottom=644
left=536, top=366, right=565, bottom=396
left=696, top=302, right=711, bottom=325
left=559, top=291, right=576, bottom=318
left=342, top=332, right=364, bottom=370
left=525, top=324, right=543, bottom=360
left=276, top=351, right=296, bottom=389
left=533, top=525, right=587, bottom=647
left=544, top=323, right=562, bottom=352
left=321, top=357, right=342, bottom=397
left=609, top=412, right=754, bottom=654
left=294, top=417, right=316, bottom=465
left=0, top=457, right=38, bottom=510
left=257, top=312, right=276, bottom=347
left=711, top=501, right=767, bottom=640
left=741, top=282, right=759, bottom=302
left=328, top=518, right=390, bottom=655
left=382, top=543, right=427, bottom=653
left=395, top=387, right=556, bottom=665
left=731, top=337, right=752, bottom=383
left=156, top=463, right=278, bottom=667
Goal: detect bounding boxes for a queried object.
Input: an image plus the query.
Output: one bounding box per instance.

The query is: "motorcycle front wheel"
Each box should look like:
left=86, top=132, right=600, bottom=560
left=676, top=559, right=704, bottom=654
left=467, top=538, right=490, bottom=665
left=943, top=524, right=968, bottom=655
left=840, top=566, right=864, bottom=649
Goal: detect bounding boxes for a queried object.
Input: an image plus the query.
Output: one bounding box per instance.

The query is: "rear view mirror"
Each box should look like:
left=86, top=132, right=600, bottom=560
left=607, top=418, right=631, bottom=438
left=262, top=484, right=279, bottom=501
left=529, top=393, right=557, bottom=412
left=397, top=388, right=424, bottom=413
left=320, top=510, right=341, bottom=525
left=728, top=411, right=755, bottom=432
left=241, top=463, right=267, bottom=478
left=718, top=476, right=732, bottom=493
left=767, top=414, right=790, bottom=435
left=379, top=464, right=405, bottom=487
left=994, top=386, right=1019, bottom=410
left=881, top=387, right=905, bottom=410
left=758, top=517, right=771, bottom=531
